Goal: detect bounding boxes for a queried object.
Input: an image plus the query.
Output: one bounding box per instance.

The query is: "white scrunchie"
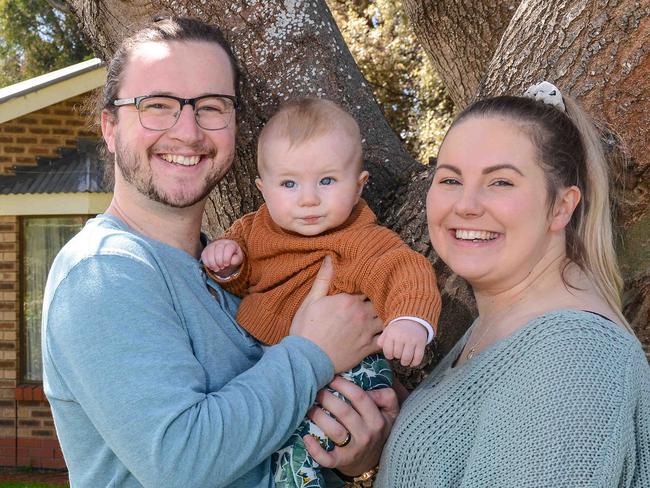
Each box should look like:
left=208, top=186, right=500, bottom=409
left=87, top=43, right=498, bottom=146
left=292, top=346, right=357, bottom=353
left=523, top=81, right=566, bottom=112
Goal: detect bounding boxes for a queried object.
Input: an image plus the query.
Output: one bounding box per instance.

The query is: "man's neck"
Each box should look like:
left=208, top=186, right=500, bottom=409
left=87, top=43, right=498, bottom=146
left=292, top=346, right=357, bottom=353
left=106, top=187, right=205, bottom=259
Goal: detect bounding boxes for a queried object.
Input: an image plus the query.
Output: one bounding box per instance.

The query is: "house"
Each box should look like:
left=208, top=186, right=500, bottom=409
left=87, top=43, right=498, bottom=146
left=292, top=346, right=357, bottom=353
left=0, top=58, right=110, bottom=469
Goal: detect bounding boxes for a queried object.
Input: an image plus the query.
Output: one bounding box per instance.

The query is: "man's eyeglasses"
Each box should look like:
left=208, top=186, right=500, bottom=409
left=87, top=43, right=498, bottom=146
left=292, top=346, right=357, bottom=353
left=112, top=94, right=238, bottom=131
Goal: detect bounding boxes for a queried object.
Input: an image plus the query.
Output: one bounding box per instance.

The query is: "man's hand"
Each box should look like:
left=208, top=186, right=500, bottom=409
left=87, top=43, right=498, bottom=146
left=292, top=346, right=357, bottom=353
left=290, top=257, right=383, bottom=373
left=377, top=319, right=428, bottom=367
left=201, top=239, right=243, bottom=279
left=304, top=376, right=399, bottom=477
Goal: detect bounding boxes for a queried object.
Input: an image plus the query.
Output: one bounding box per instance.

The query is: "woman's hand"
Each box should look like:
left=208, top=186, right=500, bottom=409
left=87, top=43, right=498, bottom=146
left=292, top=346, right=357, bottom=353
left=304, top=376, right=399, bottom=477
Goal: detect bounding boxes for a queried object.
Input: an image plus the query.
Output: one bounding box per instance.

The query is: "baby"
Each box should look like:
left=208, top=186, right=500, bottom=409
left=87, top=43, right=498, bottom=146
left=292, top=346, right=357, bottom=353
left=202, top=97, right=441, bottom=488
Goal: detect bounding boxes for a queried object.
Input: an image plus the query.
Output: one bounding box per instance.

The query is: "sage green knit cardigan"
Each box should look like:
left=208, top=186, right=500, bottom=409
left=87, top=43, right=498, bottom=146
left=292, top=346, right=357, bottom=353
left=377, top=310, right=650, bottom=487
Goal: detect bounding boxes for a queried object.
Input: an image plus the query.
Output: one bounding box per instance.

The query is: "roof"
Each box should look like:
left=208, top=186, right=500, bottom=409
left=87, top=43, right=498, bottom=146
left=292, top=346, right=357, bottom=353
left=0, top=58, right=106, bottom=124
left=0, top=139, right=109, bottom=195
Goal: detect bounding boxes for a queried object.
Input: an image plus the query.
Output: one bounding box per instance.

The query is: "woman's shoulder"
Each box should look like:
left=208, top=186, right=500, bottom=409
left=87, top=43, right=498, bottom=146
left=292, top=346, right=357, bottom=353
left=521, top=309, right=639, bottom=352
left=503, top=309, right=649, bottom=391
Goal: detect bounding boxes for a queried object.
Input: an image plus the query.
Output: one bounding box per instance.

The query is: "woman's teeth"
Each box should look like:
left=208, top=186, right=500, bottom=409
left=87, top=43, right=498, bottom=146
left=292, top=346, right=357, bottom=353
left=455, top=229, right=498, bottom=241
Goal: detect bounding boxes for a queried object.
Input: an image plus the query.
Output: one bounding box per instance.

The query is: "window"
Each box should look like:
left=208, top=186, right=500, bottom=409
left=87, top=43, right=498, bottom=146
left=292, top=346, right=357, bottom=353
left=21, top=216, right=87, bottom=382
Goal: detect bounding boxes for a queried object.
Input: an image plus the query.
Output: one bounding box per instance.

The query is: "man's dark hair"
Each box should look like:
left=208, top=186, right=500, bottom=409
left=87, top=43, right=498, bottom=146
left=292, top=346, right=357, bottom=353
left=101, top=16, right=241, bottom=114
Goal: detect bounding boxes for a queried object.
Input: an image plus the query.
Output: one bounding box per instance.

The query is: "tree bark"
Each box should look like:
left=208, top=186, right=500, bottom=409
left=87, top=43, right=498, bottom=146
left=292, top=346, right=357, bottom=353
left=405, top=0, right=650, bottom=357
left=68, top=0, right=650, bottom=375
left=69, top=0, right=422, bottom=230
left=402, top=0, right=520, bottom=106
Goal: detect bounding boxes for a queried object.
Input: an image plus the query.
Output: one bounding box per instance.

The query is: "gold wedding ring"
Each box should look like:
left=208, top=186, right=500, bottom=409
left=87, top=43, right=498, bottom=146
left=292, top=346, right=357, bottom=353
left=334, top=431, right=352, bottom=448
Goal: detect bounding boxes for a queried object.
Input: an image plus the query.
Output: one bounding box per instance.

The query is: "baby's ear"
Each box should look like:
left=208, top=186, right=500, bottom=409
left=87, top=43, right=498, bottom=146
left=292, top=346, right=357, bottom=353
left=254, top=177, right=264, bottom=193
left=357, top=171, right=369, bottom=196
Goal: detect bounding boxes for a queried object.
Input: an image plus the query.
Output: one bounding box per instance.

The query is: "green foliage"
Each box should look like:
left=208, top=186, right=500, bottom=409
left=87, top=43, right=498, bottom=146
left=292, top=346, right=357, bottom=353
left=0, top=0, right=93, bottom=87
left=327, top=0, right=454, bottom=163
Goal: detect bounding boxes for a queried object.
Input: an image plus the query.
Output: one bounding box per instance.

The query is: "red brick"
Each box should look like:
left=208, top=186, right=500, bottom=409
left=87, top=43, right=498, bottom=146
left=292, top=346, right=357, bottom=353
left=18, top=438, right=41, bottom=447
left=0, top=456, right=15, bottom=467
left=28, top=127, right=50, bottom=134
left=31, top=430, right=53, bottom=437
left=18, top=420, right=40, bottom=427
left=40, top=137, right=60, bottom=145
left=14, top=156, right=36, bottom=164
left=15, top=137, right=37, bottom=144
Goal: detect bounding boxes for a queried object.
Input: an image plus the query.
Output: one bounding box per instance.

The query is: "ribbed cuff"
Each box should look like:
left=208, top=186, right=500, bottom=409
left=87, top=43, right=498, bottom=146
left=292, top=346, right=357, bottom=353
left=388, top=316, right=435, bottom=344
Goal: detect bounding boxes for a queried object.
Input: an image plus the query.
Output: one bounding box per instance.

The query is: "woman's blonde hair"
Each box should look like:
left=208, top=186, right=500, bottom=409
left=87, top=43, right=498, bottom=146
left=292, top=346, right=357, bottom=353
left=451, top=94, right=630, bottom=331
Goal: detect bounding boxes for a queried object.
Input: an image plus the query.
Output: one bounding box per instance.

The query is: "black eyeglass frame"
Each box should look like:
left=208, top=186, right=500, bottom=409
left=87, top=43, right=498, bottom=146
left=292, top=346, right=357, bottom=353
left=112, top=94, right=239, bottom=131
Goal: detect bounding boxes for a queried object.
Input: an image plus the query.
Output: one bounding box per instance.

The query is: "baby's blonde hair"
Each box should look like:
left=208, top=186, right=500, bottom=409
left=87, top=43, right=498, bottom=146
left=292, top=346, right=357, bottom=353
left=257, top=97, right=362, bottom=173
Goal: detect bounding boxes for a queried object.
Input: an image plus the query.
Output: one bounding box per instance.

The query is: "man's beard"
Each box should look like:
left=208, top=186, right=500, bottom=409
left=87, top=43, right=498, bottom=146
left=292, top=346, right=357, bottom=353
left=114, top=136, right=230, bottom=208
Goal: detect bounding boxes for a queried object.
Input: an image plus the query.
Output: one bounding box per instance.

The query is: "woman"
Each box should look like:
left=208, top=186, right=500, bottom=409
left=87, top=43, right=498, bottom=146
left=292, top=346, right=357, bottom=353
left=376, top=83, right=650, bottom=487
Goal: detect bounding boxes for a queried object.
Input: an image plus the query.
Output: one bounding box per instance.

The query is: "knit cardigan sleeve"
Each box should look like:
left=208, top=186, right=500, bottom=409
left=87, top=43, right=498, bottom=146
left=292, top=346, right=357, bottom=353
left=208, top=212, right=256, bottom=297
left=458, top=320, right=650, bottom=487
left=349, top=225, right=441, bottom=329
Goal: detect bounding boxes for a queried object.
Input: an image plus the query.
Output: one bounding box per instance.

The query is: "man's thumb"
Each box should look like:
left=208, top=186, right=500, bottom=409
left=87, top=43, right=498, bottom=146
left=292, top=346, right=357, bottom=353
left=303, top=256, right=333, bottom=305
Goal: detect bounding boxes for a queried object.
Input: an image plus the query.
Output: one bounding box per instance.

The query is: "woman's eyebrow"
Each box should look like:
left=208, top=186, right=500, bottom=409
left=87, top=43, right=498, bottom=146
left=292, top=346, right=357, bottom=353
left=435, top=163, right=524, bottom=176
left=435, top=164, right=461, bottom=174
left=482, top=163, right=524, bottom=176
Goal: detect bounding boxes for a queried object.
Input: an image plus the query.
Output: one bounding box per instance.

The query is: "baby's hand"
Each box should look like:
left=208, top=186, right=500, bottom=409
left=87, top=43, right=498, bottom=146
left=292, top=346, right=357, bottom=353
left=201, top=239, right=244, bottom=279
left=377, top=319, right=428, bottom=367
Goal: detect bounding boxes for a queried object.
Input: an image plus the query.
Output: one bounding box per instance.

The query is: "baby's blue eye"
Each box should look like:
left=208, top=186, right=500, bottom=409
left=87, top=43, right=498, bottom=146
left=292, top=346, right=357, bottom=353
left=281, top=180, right=296, bottom=188
left=320, top=177, right=334, bottom=185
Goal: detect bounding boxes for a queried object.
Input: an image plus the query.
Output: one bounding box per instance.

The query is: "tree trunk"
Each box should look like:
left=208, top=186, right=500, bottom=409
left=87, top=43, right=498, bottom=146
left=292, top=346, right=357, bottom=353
left=402, top=0, right=520, bottom=106
left=68, top=0, right=649, bottom=377
left=405, top=0, right=650, bottom=355
left=70, top=0, right=421, bottom=228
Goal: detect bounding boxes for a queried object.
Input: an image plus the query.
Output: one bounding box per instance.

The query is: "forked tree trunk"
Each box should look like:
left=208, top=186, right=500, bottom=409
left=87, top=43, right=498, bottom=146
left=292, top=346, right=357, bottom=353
left=68, top=0, right=650, bottom=378
left=404, top=0, right=650, bottom=360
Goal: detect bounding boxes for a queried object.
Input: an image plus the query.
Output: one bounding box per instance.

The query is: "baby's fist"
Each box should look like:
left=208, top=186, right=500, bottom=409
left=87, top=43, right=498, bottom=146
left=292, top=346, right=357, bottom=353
left=378, top=319, right=428, bottom=367
left=201, top=239, right=244, bottom=279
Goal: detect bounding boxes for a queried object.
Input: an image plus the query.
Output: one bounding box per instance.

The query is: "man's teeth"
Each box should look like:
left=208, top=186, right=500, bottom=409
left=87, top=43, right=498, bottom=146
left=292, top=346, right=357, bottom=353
left=160, top=154, right=201, bottom=166
left=455, top=229, right=498, bottom=241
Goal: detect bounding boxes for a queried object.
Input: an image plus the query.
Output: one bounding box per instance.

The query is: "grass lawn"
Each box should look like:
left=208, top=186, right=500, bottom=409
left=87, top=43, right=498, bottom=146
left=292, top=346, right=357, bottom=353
left=0, top=483, right=68, bottom=488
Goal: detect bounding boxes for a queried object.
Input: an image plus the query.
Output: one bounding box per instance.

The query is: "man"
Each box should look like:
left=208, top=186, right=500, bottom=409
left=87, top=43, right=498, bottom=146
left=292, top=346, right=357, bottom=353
left=42, top=17, right=397, bottom=487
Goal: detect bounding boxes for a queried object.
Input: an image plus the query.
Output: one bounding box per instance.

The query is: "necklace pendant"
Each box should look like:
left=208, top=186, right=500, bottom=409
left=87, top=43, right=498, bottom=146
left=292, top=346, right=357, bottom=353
left=467, top=348, right=476, bottom=360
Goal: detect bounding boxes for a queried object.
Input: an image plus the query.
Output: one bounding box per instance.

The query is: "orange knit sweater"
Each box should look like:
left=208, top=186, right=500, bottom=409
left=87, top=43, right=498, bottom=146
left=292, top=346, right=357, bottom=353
left=209, top=199, right=441, bottom=345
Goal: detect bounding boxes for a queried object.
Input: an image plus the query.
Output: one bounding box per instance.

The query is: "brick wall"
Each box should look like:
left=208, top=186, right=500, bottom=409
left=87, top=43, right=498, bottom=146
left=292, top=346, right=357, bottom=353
left=0, top=216, right=18, bottom=467
left=0, top=93, right=99, bottom=175
left=0, top=217, right=64, bottom=469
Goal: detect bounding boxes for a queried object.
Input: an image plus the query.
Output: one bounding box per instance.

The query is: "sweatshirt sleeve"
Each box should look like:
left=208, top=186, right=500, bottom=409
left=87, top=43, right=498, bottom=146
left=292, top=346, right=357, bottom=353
left=354, top=227, right=441, bottom=329
left=457, top=325, right=650, bottom=487
left=43, top=253, right=333, bottom=488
